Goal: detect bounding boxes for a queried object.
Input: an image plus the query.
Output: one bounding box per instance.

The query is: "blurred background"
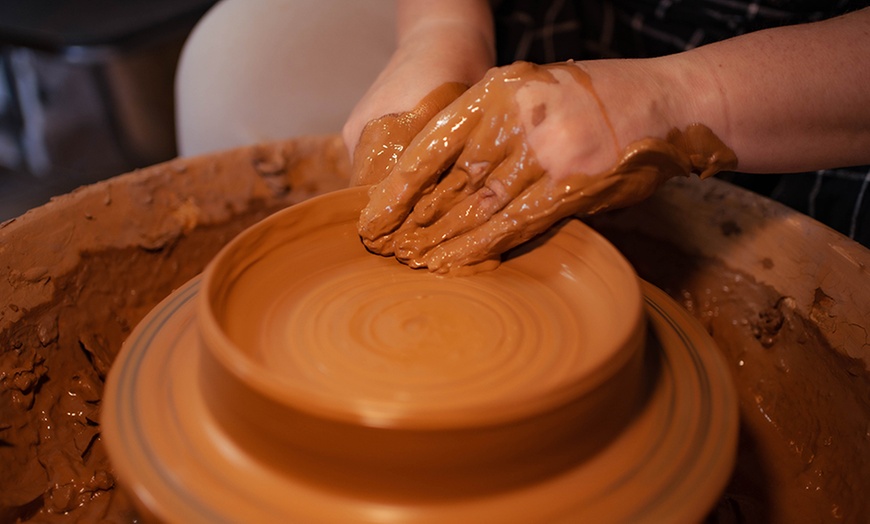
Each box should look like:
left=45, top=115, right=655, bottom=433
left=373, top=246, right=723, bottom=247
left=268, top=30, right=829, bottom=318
left=0, top=0, right=217, bottom=221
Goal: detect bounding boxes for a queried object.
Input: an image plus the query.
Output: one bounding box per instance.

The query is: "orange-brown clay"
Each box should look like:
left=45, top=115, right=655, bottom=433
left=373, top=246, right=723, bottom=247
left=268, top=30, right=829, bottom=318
left=3, top=138, right=868, bottom=524
left=102, top=187, right=737, bottom=523
left=351, top=82, right=467, bottom=186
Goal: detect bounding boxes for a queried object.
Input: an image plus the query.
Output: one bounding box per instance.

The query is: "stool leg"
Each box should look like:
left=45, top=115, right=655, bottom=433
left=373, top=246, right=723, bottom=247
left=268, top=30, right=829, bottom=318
left=7, top=48, right=52, bottom=175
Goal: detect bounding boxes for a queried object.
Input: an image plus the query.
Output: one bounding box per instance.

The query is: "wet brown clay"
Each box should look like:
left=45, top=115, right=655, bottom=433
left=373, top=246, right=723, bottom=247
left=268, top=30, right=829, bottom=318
left=102, top=187, right=738, bottom=523
left=1, top=136, right=867, bottom=523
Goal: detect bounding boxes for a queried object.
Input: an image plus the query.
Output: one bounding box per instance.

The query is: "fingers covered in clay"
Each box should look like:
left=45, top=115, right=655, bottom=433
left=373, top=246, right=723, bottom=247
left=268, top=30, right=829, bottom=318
left=351, top=82, right=468, bottom=186
left=358, top=60, right=737, bottom=274
left=359, top=63, right=539, bottom=244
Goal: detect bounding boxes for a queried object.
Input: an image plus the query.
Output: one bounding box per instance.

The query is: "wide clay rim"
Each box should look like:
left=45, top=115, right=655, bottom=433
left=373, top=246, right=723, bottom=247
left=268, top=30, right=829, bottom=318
left=196, top=186, right=645, bottom=429
left=103, top=277, right=738, bottom=523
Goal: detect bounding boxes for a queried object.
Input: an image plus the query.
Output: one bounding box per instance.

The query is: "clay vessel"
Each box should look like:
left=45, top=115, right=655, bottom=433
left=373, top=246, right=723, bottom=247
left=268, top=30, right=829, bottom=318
left=197, top=186, right=647, bottom=498
left=4, top=135, right=865, bottom=523
left=103, top=185, right=738, bottom=523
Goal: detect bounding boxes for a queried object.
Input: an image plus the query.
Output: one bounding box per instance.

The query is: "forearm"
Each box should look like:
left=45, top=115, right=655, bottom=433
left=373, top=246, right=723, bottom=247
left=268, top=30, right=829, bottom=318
left=663, top=7, right=870, bottom=173
left=395, top=0, right=496, bottom=86
left=344, top=0, right=496, bottom=154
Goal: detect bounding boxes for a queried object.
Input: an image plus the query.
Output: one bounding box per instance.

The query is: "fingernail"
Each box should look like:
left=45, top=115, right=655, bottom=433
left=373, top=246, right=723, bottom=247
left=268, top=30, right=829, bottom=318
left=362, top=234, right=394, bottom=256
left=394, top=232, right=426, bottom=264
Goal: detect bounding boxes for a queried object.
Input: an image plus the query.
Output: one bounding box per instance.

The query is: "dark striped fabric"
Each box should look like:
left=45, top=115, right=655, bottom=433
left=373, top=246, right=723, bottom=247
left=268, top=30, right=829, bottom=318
left=492, top=0, right=870, bottom=245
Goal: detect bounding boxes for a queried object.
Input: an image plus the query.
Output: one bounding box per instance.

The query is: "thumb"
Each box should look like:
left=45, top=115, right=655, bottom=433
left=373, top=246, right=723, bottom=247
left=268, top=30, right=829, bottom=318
left=351, top=82, right=467, bottom=186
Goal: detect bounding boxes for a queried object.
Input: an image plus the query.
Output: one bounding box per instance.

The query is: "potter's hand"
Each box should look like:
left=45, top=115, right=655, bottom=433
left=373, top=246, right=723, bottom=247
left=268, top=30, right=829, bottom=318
left=358, top=60, right=736, bottom=273
left=347, top=82, right=467, bottom=186
left=343, top=0, right=495, bottom=186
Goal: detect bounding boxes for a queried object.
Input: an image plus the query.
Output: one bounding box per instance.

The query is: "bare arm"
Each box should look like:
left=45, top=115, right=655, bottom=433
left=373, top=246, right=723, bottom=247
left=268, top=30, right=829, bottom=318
left=660, top=7, right=870, bottom=173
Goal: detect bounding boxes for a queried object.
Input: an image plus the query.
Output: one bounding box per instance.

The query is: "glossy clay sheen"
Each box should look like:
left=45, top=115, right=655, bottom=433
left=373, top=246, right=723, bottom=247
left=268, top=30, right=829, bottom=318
left=358, top=61, right=737, bottom=274
left=352, top=82, right=467, bottom=186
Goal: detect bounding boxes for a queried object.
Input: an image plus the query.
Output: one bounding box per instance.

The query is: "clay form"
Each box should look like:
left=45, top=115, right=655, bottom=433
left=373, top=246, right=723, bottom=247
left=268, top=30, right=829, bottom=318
left=4, top=136, right=868, bottom=523
left=103, top=187, right=738, bottom=523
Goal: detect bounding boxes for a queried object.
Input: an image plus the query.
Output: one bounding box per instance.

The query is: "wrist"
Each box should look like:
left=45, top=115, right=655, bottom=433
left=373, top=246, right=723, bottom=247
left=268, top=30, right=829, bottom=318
left=580, top=56, right=727, bottom=143
left=553, top=59, right=736, bottom=180
left=652, top=51, right=733, bottom=153
left=578, top=57, right=735, bottom=173
left=396, top=19, right=495, bottom=86
left=568, top=59, right=679, bottom=159
left=344, top=20, right=491, bottom=156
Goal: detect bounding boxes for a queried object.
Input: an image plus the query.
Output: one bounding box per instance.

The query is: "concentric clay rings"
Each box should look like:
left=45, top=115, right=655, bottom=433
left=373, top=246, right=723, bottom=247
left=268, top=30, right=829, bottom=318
left=103, top=186, right=738, bottom=523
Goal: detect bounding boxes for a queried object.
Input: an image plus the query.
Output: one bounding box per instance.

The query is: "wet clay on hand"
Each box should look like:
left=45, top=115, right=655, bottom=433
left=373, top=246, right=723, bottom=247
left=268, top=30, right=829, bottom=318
left=351, top=82, right=467, bottom=186
left=357, top=61, right=737, bottom=274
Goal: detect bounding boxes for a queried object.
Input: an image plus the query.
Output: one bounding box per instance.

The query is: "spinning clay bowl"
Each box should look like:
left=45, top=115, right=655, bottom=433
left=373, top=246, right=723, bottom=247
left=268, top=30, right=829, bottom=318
left=103, top=186, right=738, bottom=523
left=198, top=186, right=646, bottom=488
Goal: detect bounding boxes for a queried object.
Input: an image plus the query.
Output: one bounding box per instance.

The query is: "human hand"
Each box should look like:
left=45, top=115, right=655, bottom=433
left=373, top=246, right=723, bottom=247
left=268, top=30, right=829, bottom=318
left=347, top=81, right=467, bottom=186
left=343, top=0, right=495, bottom=186
left=357, top=60, right=737, bottom=273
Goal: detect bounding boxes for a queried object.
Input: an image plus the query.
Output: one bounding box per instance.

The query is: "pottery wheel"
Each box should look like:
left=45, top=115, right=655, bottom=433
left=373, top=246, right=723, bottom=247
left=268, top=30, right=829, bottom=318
left=103, top=188, right=738, bottom=523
